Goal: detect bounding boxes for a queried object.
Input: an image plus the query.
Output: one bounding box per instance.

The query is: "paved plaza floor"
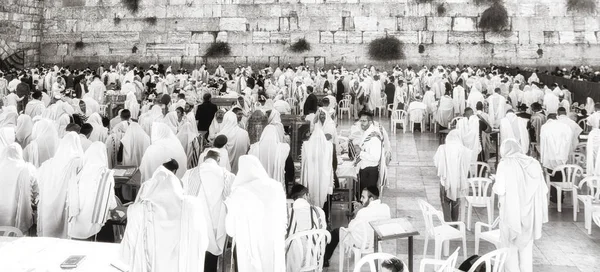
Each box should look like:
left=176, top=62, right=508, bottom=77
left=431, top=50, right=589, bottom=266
left=326, top=116, right=600, bottom=272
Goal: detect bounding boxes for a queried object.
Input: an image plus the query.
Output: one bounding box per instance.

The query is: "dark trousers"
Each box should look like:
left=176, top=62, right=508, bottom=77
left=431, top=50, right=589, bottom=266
left=324, top=228, right=340, bottom=262
left=204, top=252, right=219, bottom=272
left=18, top=96, right=28, bottom=113
left=440, top=186, right=460, bottom=222
left=358, top=166, right=379, bottom=198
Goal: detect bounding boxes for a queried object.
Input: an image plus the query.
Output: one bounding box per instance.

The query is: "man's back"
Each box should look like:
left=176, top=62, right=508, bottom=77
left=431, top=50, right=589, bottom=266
left=16, top=82, right=30, bottom=97
left=195, top=101, right=218, bottom=131
left=348, top=200, right=391, bottom=246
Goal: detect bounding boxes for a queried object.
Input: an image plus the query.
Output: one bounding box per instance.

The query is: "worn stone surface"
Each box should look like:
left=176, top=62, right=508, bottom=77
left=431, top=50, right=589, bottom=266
left=14, top=0, right=599, bottom=68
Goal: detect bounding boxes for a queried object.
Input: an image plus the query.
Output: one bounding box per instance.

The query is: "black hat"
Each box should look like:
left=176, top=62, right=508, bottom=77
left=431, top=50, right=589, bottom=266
left=517, top=104, right=528, bottom=110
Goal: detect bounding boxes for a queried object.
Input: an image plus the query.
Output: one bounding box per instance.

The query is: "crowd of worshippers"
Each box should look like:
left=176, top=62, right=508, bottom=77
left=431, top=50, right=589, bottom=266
left=0, top=62, right=416, bottom=271
left=531, top=65, right=600, bottom=82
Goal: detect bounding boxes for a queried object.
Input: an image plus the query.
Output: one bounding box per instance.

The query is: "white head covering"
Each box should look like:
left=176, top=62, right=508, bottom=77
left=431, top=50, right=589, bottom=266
left=267, top=109, right=286, bottom=142
left=23, top=118, right=59, bottom=167
left=124, top=92, right=140, bottom=119
left=0, top=105, right=18, bottom=128
left=120, top=122, right=150, bottom=167
left=248, top=125, right=290, bottom=186
left=177, top=122, right=198, bottom=157
left=433, top=129, right=472, bottom=201
left=15, top=114, right=33, bottom=148
left=208, top=109, right=226, bottom=141
left=0, top=143, right=35, bottom=233
left=87, top=112, right=108, bottom=142
left=300, top=126, right=333, bottom=207
left=139, top=122, right=188, bottom=181
left=217, top=111, right=250, bottom=173
left=163, top=111, right=179, bottom=134
left=0, top=127, right=16, bottom=155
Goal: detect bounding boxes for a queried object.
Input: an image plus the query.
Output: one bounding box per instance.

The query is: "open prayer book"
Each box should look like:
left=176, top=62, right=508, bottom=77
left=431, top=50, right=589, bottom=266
left=113, top=168, right=136, bottom=177
left=376, top=221, right=407, bottom=237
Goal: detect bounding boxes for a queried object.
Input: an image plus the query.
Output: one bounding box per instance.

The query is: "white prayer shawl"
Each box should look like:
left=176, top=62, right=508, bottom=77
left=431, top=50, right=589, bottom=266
left=585, top=97, right=595, bottom=114
left=15, top=115, right=33, bottom=149
left=301, top=126, right=334, bottom=207
left=120, top=166, right=209, bottom=272
left=527, top=73, right=540, bottom=84
left=369, top=79, right=383, bottom=110
left=493, top=139, right=548, bottom=249
left=23, top=118, right=59, bottom=167
left=248, top=125, right=290, bottom=186
left=557, top=115, right=582, bottom=153
left=162, top=111, right=179, bottom=134
left=466, top=87, right=485, bottom=110
left=434, top=130, right=472, bottom=201
left=225, top=156, right=287, bottom=272
left=68, top=142, right=117, bottom=239
left=313, top=108, right=338, bottom=145
left=24, top=99, right=46, bottom=118
left=0, top=127, right=15, bottom=155
left=588, top=111, right=600, bottom=130
left=82, top=97, right=101, bottom=116
left=124, top=92, right=140, bottom=119
left=89, top=79, right=107, bottom=103
left=499, top=113, right=530, bottom=154
left=121, top=122, right=150, bottom=167
left=177, top=122, right=198, bottom=158
left=286, top=198, right=327, bottom=272
left=106, top=121, right=128, bottom=169
left=540, top=119, right=572, bottom=170
left=139, top=105, right=164, bottom=135
left=198, top=147, right=231, bottom=171
left=543, top=93, right=560, bottom=114
left=0, top=143, right=35, bottom=233
left=0, top=106, right=18, bottom=128
left=586, top=129, right=600, bottom=176
left=217, top=111, right=250, bottom=174
left=456, top=116, right=481, bottom=162
left=452, top=85, right=466, bottom=114
left=182, top=159, right=235, bottom=255
left=508, top=85, right=523, bottom=108
left=139, top=122, right=188, bottom=182
left=422, top=90, right=436, bottom=114
left=487, top=93, right=507, bottom=128
left=88, top=113, right=108, bottom=143
left=267, top=109, right=287, bottom=143
left=208, top=109, right=226, bottom=142
left=37, top=132, right=84, bottom=238
left=436, top=95, right=454, bottom=128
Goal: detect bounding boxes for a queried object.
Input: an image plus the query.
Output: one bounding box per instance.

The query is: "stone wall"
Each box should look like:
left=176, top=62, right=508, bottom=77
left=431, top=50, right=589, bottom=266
left=39, top=0, right=600, bottom=69
left=0, top=0, right=43, bottom=69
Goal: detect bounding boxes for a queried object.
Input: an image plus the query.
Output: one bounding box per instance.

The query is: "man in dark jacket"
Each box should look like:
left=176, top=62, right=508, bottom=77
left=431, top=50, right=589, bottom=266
left=303, top=86, right=318, bottom=115
left=15, top=77, right=30, bottom=113
left=384, top=76, right=395, bottom=106
left=336, top=75, right=345, bottom=102
left=74, top=77, right=89, bottom=98
left=196, top=93, right=218, bottom=135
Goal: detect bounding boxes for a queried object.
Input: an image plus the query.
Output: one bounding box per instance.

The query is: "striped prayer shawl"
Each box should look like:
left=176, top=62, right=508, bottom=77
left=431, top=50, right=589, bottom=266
left=187, top=135, right=205, bottom=169
left=91, top=169, right=114, bottom=225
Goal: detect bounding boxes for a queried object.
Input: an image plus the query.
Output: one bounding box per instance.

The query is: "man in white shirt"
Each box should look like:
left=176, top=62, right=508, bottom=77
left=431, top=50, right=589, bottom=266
left=587, top=103, right=600, bottom=130
left=556, top=107, right=582, bottom=153
left=7, top=74, right=20, bottom=93
left=355, top=111, right=383, bottom=193
left=323, top=186, right=391, bottom=267
left=540, top=113, right=572, bottom=171
left=182, top=150, right=235, bottom=272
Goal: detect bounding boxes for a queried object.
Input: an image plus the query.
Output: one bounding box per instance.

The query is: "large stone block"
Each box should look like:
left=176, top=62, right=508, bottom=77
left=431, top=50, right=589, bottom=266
left=320, top=31, right=334, bottom=43
left=81, top=32, right=140, bottom=43
left=362, top=31, right=381, bottom=43
left=248, top=17, right=279, bottom=32
left=518, top=3, right=536, bottom=17
left=485, top=32, right=518, bottom=44
left=227, top=31, right=252, bottom=44
left=146, top=43, right=186, bottom=56
left=252, top=31, right=270, bottom=43
left=347, top=31, right=363, bottom=43
left=219, top=18, right=247, bottom=31
left=518, top=31, right=530, bottom=44
left=354, top=16, right=378, bottom=31
left=517, top=44, right=541, bottom=59
left=397, top=17, right=427, bottom=31
left=448, top=31, right=484, bottom=44
left=334, top=31, right=347, bottom=43
left=543, top=31, right=559, bottom=44
left=419, top=31, right=433, bottom=44
left=559, top=31, right=585, bottom=44
left=388, top=31, right=418, bottom=44
left=427, top=17, right=452, bottom=32
left=378, top=17, right=396, bottom=32
left=433, top=31, right=448, bottom=44
left=452, top=17, right=477, bottom=32
left=585, top=17, right=600, bottom=32
left=191, top=32, right=216, bottom=44
left=270, top=32, right=290, bottom=44
left=174, top=18, right=220, bottom=32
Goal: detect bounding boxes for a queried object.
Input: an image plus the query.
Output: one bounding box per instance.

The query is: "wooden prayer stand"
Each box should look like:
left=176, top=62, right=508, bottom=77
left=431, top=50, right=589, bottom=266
left=212, top=97, right=238, bottom=110
left=281, top=114, right=311, bottom=161
left=370, top=218, right=419, bottom=272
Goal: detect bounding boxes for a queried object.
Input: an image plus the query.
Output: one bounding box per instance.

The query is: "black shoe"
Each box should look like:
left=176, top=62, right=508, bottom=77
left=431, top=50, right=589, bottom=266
left=323, top=260, right=330, bottom=268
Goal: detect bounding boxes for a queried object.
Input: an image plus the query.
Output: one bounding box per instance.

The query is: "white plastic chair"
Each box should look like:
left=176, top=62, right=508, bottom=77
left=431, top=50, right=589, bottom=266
left=0, top=226, right=23, bottom=237
left=419, top=248, right=460, bottom=272
left=429, top=113, right=437, bottom=133
left=450, top=116, right=464, bottom=129
left=338, top=220, right=385, bottom=272
left=409, top=108, right=425, bottom=133
left=352, top=252, right=397, bottom=272
left=467, top=248, right=508, bottom=272
left=569, top=151, right=586, bottom=170
left=547, top=164, right=584, bottom=213
left=575, top=176, right=600, bottom=233
left=285, top=229, right=331, bottom=272
left=465, top=178, right=494, bottom=230
left=391, top=110, right=408, bottom=134
left=375, top=93, right=387, bottom=118
left=474, top=217, right=500, bottom=255
left=418, top=199, right=467, bottom=260
left=578, top=119, right=591, bottom=133
left=338, top=99, right=351, bottom=120
left=469, top=162, right=491, bottom=178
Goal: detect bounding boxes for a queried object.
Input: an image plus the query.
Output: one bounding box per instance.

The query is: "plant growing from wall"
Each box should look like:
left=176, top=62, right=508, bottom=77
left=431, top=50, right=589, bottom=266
left=418, top=44, right=425, bottom=54
left=479, top=2, right=509, bottom=32
left=437, top=3, right=447, bottom=16
left=132, top=45, right=138, bottom=53
left=144, top=16, right=157, bottom=26
left=75, top=41, right=85, bottom=50
left=415, top=0, right=433, bottom=3
left=368, top=36, right=404, bottom=61
left=205, top=41, right=231, bottom=57
left=567, top=0, right=596, bottom=13
left=113, top=17, right=121, bottom=25
left=122, top=0, right=140, bottom=14
left=537, top=48, right=543, bottom=57
left=475, top=0, right=500, bottom=5
left=290, top=38, right=311, bottom=53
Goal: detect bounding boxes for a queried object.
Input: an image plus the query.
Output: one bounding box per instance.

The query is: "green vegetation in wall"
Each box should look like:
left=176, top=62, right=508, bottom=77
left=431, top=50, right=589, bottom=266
left=567, top=0, right=596, bottom=14
left=368, top=36, right=404, bottom=61
left=290, top=38, right=311, bottom=53
left=479, top=2, right=509, bottom=32
left=205, top=41, right=231, bottom=58
left=122, top=0, right=140, bottom=14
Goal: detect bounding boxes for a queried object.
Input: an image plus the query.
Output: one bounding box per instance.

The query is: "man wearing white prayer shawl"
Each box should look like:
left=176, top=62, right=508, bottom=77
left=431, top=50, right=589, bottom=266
left=68, top=142, right=117, bottom=239
left=436, top=90, right=455, bottom=128
left=0, top=126, right=15, bottom=155
left=88, top=74, right=106, bottom=103
left=0, top=143, right=36, bottom=233
left=24, top=91, right=46, bottom=118
left=456, top=109, right=482, bottom=163
left=37, top=132, right=84, bottom=238
left=0, top=105, right=18, bottom=128
left=140, top=122, right=188, bottom=181
left=301, top=125, right=334, bottom=208
left=500, top=112, right=530, bottom=154
left=198, top=135, right=231, bottom=171
left=434, top=130, right=472, bottom=222
left=217, top=111, right=250, bottom=174
left=225, top=155, right=287, bottom=272
left=182, top=150, right=235, bottom=272
left=543, top=91, right=559, bottom=114
left=23, top=118, right=59, bottom=167
left=15, top=114, right=33, bottom=149
left=120, top=166, right=209, bottom=272
left=452, top=81, right=466, bottom=115
left=487, top=87, right=507, bottom=128
left=557, top=107, right=582, bottom=153
left=267, top=109, right=288, bottom=143
left=249, top=125, right=290, bottom=187
left=540, top=114, right=572, bottom=170
left=138, top=105, right=164, bottom=136
left=105, top=121, right=129, bottom=168
left=87, top=112, right=108, bottom=143
left=124, top=92, right=140, bottom=120
left=208, top=109, right=226, bottom=143
left=177, top=122, right=199, bottom=158
left=586, top=125, right=600, bottom=176
left=493, top=139, right=548, bottom=272
left=120, top=122, right=150, bottom=167
left=587, top=103, right=600, bottom=130
left=466, top=86, right=484, bottom=110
